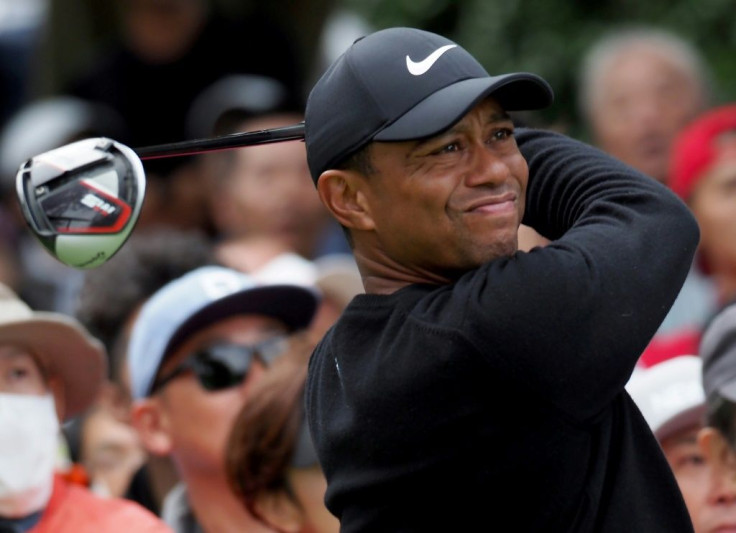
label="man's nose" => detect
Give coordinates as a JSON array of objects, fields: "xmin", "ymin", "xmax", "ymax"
[{"xmin": 464, "ymin": 142, "xmax": 511, "ymax": 188}]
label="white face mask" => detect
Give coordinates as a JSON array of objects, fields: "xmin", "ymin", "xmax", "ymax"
[{"xmin": 0, "ymin": 393, "xmax": 59, "ymax": 518}]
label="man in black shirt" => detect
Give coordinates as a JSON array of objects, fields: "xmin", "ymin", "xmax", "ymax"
[{"xmin": 304, "ymin": 27, "xmax": 699, "ymax": 532}]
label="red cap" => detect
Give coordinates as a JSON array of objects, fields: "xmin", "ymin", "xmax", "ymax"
[{"xmin": 670, "ymin": 104, "xmax": 736, "ymax": 201}]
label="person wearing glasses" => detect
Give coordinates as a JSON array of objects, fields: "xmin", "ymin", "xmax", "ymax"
[{"xmin": 127, "ymin": 266, "xmax": 319, "ymax": 533}]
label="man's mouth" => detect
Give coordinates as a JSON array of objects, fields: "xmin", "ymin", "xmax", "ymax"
[{"xmin": 465, "ymin": 192, "xmax": 517, "ymax": 214}]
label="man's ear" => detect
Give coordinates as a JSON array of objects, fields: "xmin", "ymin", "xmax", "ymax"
[
  {"xmin": 131, "ymin": 398, "xmax": 173, "ymax": 456},
  {"xmin": 253, "ymin": 491, "xmax": 304, "ymax": 533},
  {"xmin": 317, "ymin": 169, "xmax": 375, "ymax": 232}
]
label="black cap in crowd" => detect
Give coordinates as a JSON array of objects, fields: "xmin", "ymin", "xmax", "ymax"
[
  {"xmin": 304, "ymin": 27, "xmax": 554, "ymax": 183},
  {"xmin": 701, "ymin": 303, "xmax": 736, "ymax": 403}
]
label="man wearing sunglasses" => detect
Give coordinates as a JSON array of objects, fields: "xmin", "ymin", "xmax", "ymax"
[{"xmin": 127, "ymin": 266, "xmax": 319, "ymax": 533}]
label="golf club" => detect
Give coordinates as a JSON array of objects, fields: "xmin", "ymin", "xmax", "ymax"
[{"xmin": 16, "ymin": 123, "xmax": 306, "ymax": 269}]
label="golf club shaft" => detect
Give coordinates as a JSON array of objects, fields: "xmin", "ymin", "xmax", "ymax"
[{"xmin": 134, "ymin": 122, "xmax": 305, "ymax": 160}]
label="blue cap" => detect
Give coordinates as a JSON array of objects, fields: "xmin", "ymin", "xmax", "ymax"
[{"xmin": 128, "ymin": 266, "xmax": 319, "ymax": 399}]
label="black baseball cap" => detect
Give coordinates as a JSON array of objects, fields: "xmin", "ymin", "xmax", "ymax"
[
  {"xmin": 701, "ymin": 303, "xmax": 736, "ymax": 403},
  {"xmin": 304, "ymin": 27, "xmax": 554, "ymax": 182}
]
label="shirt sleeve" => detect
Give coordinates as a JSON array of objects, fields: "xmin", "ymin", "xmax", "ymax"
[{"xmin": 443, "ymin": 128, "xmax": 699, "ymax": 422}]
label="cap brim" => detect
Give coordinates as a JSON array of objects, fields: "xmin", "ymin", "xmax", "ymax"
[
  {"xmin": 164, "ymin": 284, "xmax": 320, "ymax": 360},
  {"xmin": 0, "ymin": 317, "xmax": 105, "ymax": 420},
  {"xmin": 653, "ymin": 404, "xmax": 706, "ymax": 441},
  {"xmin": 374, "ymin": 73, "xmax": 553, "ymax": 142}
]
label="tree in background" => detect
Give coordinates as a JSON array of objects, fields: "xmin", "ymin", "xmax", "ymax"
[{"xmin": 342, "ymin": 0, "xmax": 736, "ymax": 139}]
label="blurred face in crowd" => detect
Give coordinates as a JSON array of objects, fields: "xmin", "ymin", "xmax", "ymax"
[
  {"xmin": 319, "ymin": 98, "xmax": 528, "ymax": 285},
  {"xmin": 134, "ymin": 315, "xmax": 287, "ymax": 478},
  {"xmin": 211, "ymin": 114, "xmax": 331, "ymax": 259},
  {"xmin": 0, "ymin": 345, "xmax": 47, "ymax": 396},
  {"xmin": 121, "ymin": 0, "xmax": 207, "ymax": 63},
  {"xmin": 660, "ymin": 425, "xmax": 710, "ymax": 532},
  {"xmin": 81, "ymin": 407, "xmax": 146, "ymax": 498},
  {"xmin": 688, "ymin": 136, "xmax": 736, "ymax": 286},
  {"xmin": 698, "ymin": 427, "xmax": 736, "ymax": 533},
  {"xmin": 588, "ymin": 46, "xmax": 703, "ymax": 183}
]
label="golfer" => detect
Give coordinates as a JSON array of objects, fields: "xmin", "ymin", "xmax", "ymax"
[{"xmin": 304, "ymin": 27, "xmax": 699, "ymax": 532}]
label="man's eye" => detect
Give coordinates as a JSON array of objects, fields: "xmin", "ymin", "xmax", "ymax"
[
  {"xmin": 492, "ymin": 128, "xmax": 514, "ymax": 141},
  {"xmin": 433, "ymin": 142, "xmax": 461, "ymax": 155}
]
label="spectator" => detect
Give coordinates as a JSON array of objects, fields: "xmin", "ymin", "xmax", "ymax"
[
  {"xmin": 78, "ymin": 404, "xmax": 147, "ymax": 499},
  {"xmin": 579, "ymin": 28, "xmax": 719, "ymax": 359},
  {"xmin": 642, "ymin": 103, "xmax": 736, "ymax": 365},
  {"xmin": 671, "ymin": 104, "xmax": 736, "ymax": 308},
  {"xmin": 75, "ymin": 228, "xmax": 215, "ymax": 514},
  {"xmin": 128, "ymin": 266, "xmax": 318, "ymax": 532},
  {"xmin": 207, "ymin": 110, "xmax": 349, "ymax": 260},
  {"xmin": 627, "ymin": 356, "xmax": 707, "ymax": 531},
  {"xmin": 67, "ymin": 0, "xmax": 301, "ymax": 147},
  {"xmin": 227, "ymin": 334, "xmax": 338, "ymax": 533},
  {"xmin": 579, "ymin": 27, "xmax": 711, "ymax": 185},
  {"xmin": 696, "ymin": 303, "xmax": 736, "ymax": 531},
  {"xmin": 0, "ymin": 283, "xmax": 170, "ymax": 532}
]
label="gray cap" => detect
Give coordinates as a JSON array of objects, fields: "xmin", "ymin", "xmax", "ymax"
[{"xmin": 701, "ymin": 303, "xmax": 736, "ymax": 403}]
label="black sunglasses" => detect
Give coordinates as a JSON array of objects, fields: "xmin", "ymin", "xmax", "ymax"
[{"xmin": 151, "ymin": 335, "xmax": 289, "ymax": 393}]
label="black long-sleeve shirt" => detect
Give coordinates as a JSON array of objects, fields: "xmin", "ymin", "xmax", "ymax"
[{"xmin": 306, "ymin": 129, "xmax": 699, "ymax": 532}]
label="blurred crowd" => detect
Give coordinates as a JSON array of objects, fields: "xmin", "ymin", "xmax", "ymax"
[{"xmin": 0, "ymin": 1, "xmax": 734, "ymax": 532}]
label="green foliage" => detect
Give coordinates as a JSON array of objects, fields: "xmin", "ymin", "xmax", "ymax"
[{"xmin": 341, "ymin": 0, "xmax": 736, "ymax": 139}]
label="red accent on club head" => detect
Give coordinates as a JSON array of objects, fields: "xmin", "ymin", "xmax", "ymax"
[{"xmin": 56, "ymin": 180, "xmax": 132, "ymax": 234}]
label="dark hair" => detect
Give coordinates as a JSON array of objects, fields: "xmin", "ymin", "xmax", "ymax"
[
  {"xmin": 707, "ymin": 394, "xmax": 736, "ymax": 451},
  {"xmin": 336, "ymin": 143, "xmax": 375, "ymax": 177},
  {"xmin": 75, "ymin": 228, "xmax": 215, "ymax": 382},
  {"xmin": 226, "ymin": 334, "xmax": 315, "ymax": 522}
]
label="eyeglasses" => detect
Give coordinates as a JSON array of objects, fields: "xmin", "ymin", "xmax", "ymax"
[{"xmin": 151, "ymin": 335, "xmax": 289, "ymax": 393}]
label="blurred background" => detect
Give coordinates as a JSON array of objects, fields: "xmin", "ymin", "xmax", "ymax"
[
  {"xmin": 3, "ymin": 0, "xmax": 734, "ymax": 141},
  {"xmin": 0, "ymin": 0, "xmax": 734, "ymax": 315}
]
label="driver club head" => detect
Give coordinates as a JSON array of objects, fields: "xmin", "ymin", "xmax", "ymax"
[{"xmin": 16, "ymin": 137, "xmax": 145, "ymax": 269}]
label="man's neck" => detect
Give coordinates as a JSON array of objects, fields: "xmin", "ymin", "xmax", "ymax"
[
  {"xmin": 183, "ymin": 472, "xmax": 273, "ymax": 533},
  {"xmin": 353, "ymin": 248, "xmax": 451, "ymax": 295}
]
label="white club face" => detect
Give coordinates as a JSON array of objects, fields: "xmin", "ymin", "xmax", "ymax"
[{"xmin": 15, "ymin": 138, "xmax": 146, "ymax": 269}]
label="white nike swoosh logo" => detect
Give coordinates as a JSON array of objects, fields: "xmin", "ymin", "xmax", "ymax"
[{"xmin": 406, "ymin": 44, "xmax": 458, "ymax": 76}]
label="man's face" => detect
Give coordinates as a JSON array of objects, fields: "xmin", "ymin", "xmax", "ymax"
[
  {"xmin": 0, "ymin": 345, "xmax": 47, "ymax": 395},
  {"xmin": 214, "ymin": 115, "xmax": 330, "ymax": 258},
  {"xmin": 589, "ymin": 47, "xmax": 702, "ymax": 183},
  {"xmin": 154, "ymin": 315, "xmax": 287, "ymax": 476},
  {"xmin": 660, "ymin": 426, "xmax": 710, "ymax": 532},
  {"xmin": 355, "ymin": 98, "xmax": 528, "ymax": 281},
  {"xmin": 689, "ymin": 139, "xmax": 736, "ymax": 278}
]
